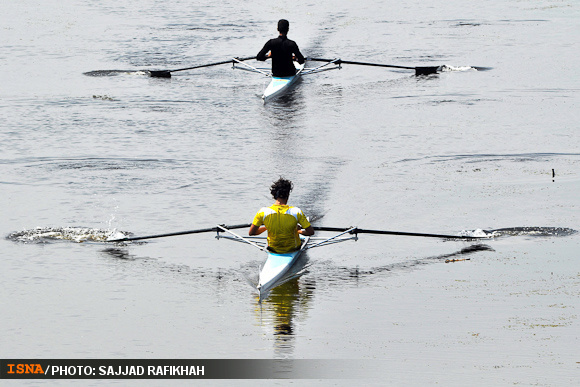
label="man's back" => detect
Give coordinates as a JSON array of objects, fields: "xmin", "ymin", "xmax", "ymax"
[
  {"xmin": 249, "ymin": 177, "xmax": 314, "ymax": 253},
  {"xmin": 253, "ymin": 204, "xmax": 310, "ymax": 253},
  {"xmin": 257, "ymin": 36, "xmax": 305, "ymax": 77}
]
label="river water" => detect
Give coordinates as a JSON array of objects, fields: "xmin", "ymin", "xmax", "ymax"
[{"xmin": 1, "ymin": 0, "xmax": 579, "ymax": 385}]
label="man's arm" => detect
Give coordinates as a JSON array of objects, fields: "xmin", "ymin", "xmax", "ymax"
[
  {"xmin": 249, "ymin": 224, "xmax": 267, "ymax": 236},
  {"xmin": 298, "ymin": 225, "xmax": 314, "ymax": 236},
  {"xmin": 293, "ymin": 42, "xmax": 305, "ymax": 64},
  {"xmin": 256, "ymin": 40, "xmax": 272, "ymax": 61}
]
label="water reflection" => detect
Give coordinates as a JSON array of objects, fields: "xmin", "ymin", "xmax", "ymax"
[
  {"xmin": 314, "ymin": 244, "xmax": 496, "ymax": 285},
  {"xmin": 261, "ymin": 83, "xmax": 307, "ymax": 173},
  {"xmin": 101, "ymin": 247, "xmax": 138, "ymax": 260},
  {"xmin": 252, "ymin": 244, "xmax": 495, "ymax": 358},
  {"xmin": 256, "ymin": 277, "xmax": 315, "ymax": 358},
  {"xmin": 263, "ymin": 80, "xmax": 305, "ymax": 115},
  {"xmin": 99, "ymin": 241, "xmax": 492, "ymax": 360}
]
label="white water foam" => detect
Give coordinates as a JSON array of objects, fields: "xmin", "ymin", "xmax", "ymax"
[
  {"xmin": 439, "ymin": 65, "xmax": 478, "ymax": 72},
  {"xmin": 7, "ymin": 227, "xmax": 128, "ymax": 243},
  {"xmin": 458, "ymin": 227, "xmax": 577, "ymax": 238}
]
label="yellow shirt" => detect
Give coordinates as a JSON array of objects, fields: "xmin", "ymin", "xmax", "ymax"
[{"xmin": 252, "ymin": 204, "xmax": 311, "ymax": 253}]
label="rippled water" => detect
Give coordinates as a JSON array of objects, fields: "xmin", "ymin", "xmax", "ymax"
[{"xmin": 1, "ymin": 0, "xmax": 579, "ymax": 384}]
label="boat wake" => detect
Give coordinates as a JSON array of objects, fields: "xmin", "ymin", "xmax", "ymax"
[
  {"xmin": 459, "ymin": 226, "xmax": 577, "ymax": 238},
  {"xmin": 302, "ymin": 244, "xmax": 495, "ymax": 290},
  {"xmin": 6, "ymin": 227, "xmax": 129, "ymax": 244}
]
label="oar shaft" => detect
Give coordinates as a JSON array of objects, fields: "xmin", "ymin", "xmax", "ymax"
[
  {"xmin": 308, "ymin": 58, "xmax": 439, "ymax": 75},
  {"xmin": 356, "ymin": 228, "xmax": 477, "ymax": 239},
  {"xmin": 312, "ymin": 226, "xmax": 484, "ymax": 240},
  {"xmin": 108, "ymin": 223, "xmax": 251, "ymax": 243},
  {"xmin": 308, "ymin": 58, "xmax": 415, "ymax": 70},
  {"xmin": 312, "ymin": 226, "xmax": 351, "ymax": 233},
  {"xmin": 149, "ymin": 56, "xmax": 256, "ymax": 78},
  {"xmin": 340, "ymin": 60, "xmax": 415, "ymax": 70}
]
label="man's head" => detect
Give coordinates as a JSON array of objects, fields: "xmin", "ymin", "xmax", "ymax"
[
  {"xmin": 270, "ymin": 177, "xmax": 293, "ymax": 200},
  {"xmin": 277, "ymin": 19, "xmax": 290, "ymax": 35}
]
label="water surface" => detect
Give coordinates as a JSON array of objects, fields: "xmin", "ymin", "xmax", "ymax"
[{"xmin": 1, "ymin": 0, "xmax": 579, "ymax": 384}]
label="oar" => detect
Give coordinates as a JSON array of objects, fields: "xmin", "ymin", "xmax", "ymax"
[
  {"xmin": 149, "ymin": 56, "xmax": 256, "ymax": 78},
  {"xmin": 312, "ymin": 226, "xmax": 486, "ymax": 240},
  {"xmin": 107, "ymin": 223, "xmax": 252, "ymax": 243},
  {"xmin": 307, "ymin": 57, "xmax": 440, "ymax": 76}
]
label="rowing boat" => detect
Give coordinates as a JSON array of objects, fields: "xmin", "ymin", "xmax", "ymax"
[
  {"xmin": 231, "ymin": 58, "xmax": 339, "ymax": 102},
  {"xmin": 107, "ymin": 224, "xmax": 486, "ymax": 301},
  {"xmin": 142, "ymin": 56, "xmax": 445, "ymax": 101},
  {"xmin": 213, "ymin": 225, "xmax": 360, "ymax": 301},
  {"xmin": 262, "ymin": 62, "xmax": 305, "ymax": 101}
]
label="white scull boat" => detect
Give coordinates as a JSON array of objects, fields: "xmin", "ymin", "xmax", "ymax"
[
  {"xmin": 108, "ymin": 223, "xmax": 485, "ymax": 301},
  {"xmin": 214, "ymin": 225, "xmax": 359, "ymax": 301},
  {"xmin": 232, "ymin": 58, "xmax": 342, "ymax": 102},
  {"xmin": 143, "ymin": 56, "xmax": 444, "ymax": 101}
]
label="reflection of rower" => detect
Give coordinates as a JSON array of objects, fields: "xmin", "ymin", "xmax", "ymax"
[
  {"xmin": 258, "ymin": 276, "xmax": 316, "ymax": 357},
  {"xmin": 249, "ymin": 177, "xmax": 314, "ymax": 253},
  {"xmin": 272, "ymin": 279, "xmax": 300, "ymax": 336}
]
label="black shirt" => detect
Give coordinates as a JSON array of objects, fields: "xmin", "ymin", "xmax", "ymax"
[{"xmin": 257, "ymin": 36, "xmax": 305, "ymax": 77}]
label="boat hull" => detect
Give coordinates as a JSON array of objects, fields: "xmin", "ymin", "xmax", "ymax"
[
  {"xmin": 262, "ymin": 62, "xmax": 304, "ymax": 101},
  {"xmin": 257, "ymin": 236, "xmax": 310, "ymax": 298}
]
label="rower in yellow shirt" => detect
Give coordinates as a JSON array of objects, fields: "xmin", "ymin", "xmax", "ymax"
[{"xmin": 249, "ymin": 177, "xmax": 314, "ymax": 253}]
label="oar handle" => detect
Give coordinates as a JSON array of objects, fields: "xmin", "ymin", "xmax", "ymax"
[{"xmin": 108, "ymin": 223, "xmax": 252, "ymax": 243}]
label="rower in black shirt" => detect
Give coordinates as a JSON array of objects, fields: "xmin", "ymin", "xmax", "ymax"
[{"xmin": 257, "ymin": 19, "xmax": 305, "ymax": 77}]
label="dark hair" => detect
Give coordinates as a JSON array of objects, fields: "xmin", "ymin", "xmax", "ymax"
[
  {"xmin": 277, "ymin": 19, "xmax": 289, "ymax": 34},
  {"xmin": 270, "ymin": 177, "xmax": 293, "ymax": 199}
]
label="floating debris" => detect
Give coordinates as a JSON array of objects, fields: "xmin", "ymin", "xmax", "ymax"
[{"xmin": 445, "ymin": 258, "xmax": 471, "ymax": 263}]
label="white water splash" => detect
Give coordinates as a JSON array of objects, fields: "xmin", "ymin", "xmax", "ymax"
[
  {"xmin": 439, "ymin": 65, "xmax": 478, "ymax": 72},
  {"xmin": 458, "ymin": 228, "xmax": 495, "ymax": 238},
  {"xmin": 7, "ymin": 227, "xmax": 128, "ymax": 243},
  {"xmin": 458, "ymin": 227, "xmax": 577, "ymax": 238}
]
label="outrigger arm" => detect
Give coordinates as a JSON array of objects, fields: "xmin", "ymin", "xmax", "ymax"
[{"xmin": 215, "ymin": 224, "xmax": 266, "ymax": 251}]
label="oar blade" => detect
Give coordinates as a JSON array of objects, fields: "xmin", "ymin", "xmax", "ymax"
[
  {"xmin": 149, "ymin": 70, "xmax": 172, "ymax": 78},
  {"xmin": 415, "ymin": 66, "xmax": 440, "ymax": 76}
]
